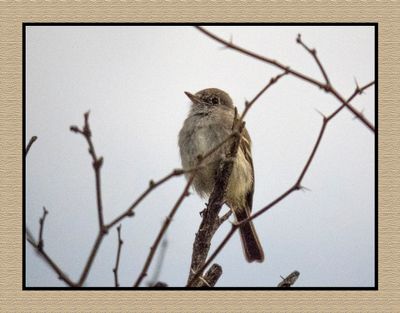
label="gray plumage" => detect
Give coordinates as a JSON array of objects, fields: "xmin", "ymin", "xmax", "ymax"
[{"xmin": 178, "ymin": 88, "xmax": 264, "ymax": 263}]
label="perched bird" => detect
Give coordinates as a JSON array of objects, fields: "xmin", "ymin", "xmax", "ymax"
[{"xmin": 178, "ymin": 88, "xmax": 264, "ymax": 263}]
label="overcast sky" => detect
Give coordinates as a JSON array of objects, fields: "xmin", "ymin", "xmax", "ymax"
[{"xmin": 25, "ymin": 25, "xmax": 375, "ymax": 287}]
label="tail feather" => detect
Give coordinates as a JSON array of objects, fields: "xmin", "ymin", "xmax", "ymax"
[{"xmin": 236, "ymin": 209, "xmax": 265, "ymax": 263}]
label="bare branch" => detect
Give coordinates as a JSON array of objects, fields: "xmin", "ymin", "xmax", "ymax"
[
  {"xmin": 106, "ymin": 167, "xmax": 198, "ymax": 230},
  {"xmin": 133, "ymin": 172, "xmax": 196, "ymax": 287},
  {"xmin": 327, "ymin": 81, "xmax": 375, "ymax": 122},
  {"xmin": 77, "ymin": 231, "xmax": 104, "ymax": 286},
  {"xmin": 71, "ymin": 111, "xmax": 105, "ymax": 232},
  {"xmin": 25, "ymin": 136, "xmax": 38, "ymax": 156},
  {"xmin": 26, "ymin": 31, "xmax": 375, "ymax": 288},
  {"xmin": 26, "ymin": 220, "xmax": 76, "ymax": 287},
  {"xmin": 34, "ymin": 110, "xmax": 241, "ymax": 287},
  {"xmin": 277, "ymin": 270, "xmax": 300, "ymax": 287},
  {"xmin": 113, "ymin": 225, "xmax": 123, "ymax": 287},
  {"xmin": 71, "ymin": 112, "xmax": 109, "ymax": 286},
  {"xmin": 296, "ymin": 34, "xmax": 331, "ymax": 86},
  {"xmin": 295, "ymin": 117, "xmax": 327, "ymax": 187},
  {"xmin": 26, "ymin": 234, "xmax": 76, "ymax": 286},
  {"xmin": 37, "ymin": 206, "xmax": 48, "ymax": 251},
  {"xmin": 196, "ymin": 26, "xmax": 375, "ymax": 132},
  {"xmin": 25, "ymin": 133, "xmax": 75, "ymax": 286},
  {"xmin": 218, "ymin": 210, "xmax": 232, "ymax": 226},
  {"xmin": 239, "ymin": 71, "xmax": 288, "ymax": 123}
]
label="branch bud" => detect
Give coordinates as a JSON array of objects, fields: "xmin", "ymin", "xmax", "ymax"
[{"xmin": 70, "ymin": 126, "xmax": 80, "ymax": 133}]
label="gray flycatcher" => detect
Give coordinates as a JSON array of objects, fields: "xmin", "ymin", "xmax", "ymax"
[{"xmin": 178, "ymin": 88, "xmax": 265, "ymax": 263}]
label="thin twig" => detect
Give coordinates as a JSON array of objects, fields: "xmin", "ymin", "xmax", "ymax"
[
  {"xmin": 196, "ymin": 26, "xmax": 375, "ymax": 132},
  {"xmin": 296, "ymin": 34, "xmax": 331, "ymax": 86},
  {"xmin": 25, "ymin": 136, "xmax": 38, "ymax": 156},
  {"xmin": 295, "ymin": 117, "xmax": 327, "ymax": 187},
  {"xmin": 27, "ymin": 112, "xmax": 240, "ymax": 287},
  {"xmin": 25, "ymin": 134, "xmax": 76, "ymax": 286},
  {"xmin": 113, "ymin": 225, "xmax": 123, "ymax": 287},
  {"xmin": 133, "ymin": 172, "xmax": 197, "ymax": 287},
  {"xmin": 26, "ymin": 231, "xmax": 76, "ymax": 287},
  {"xmin": 37, "ymin": 206, "xmax": 48, "ymax": 251},
  {"xmin": 277, "ymin": 270, "xmax": 300, "ymax": 288},
  {"xmin": 70, "ymin": 112, "xmax": 108, "ymax": 286},
  {"xmin": 239, "ymin": 71, "xmax": 288, "ymax": 123},
  {"xmin": 218, "ymin": 210, "xmax": 232, "ymax": 226},
  {"xmin": 70, "ymin": 111, "xmax": 105, "ymax": 231},
  {"xmin": 106, "ymin": 166, "xmax": 202, "ymax": 230},
  {"xmin": 35, "ymin": 112, "xmax": 240, "ymax": 287},
  {"xmin": 327, "ymin": 81, "xmax": 375, "ymax": 121},
  {"xmin": 77, "ymin": 231, "xmax": 104, "ymax": 286}
]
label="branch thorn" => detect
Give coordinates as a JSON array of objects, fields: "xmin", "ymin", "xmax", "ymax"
[
  {"xmin": 314, "ymin": 108, "xmax": 327, "ymax": 121},
  {"xmin": 354, "ymin": 77, "xmax": 362, "ymax": 95}
]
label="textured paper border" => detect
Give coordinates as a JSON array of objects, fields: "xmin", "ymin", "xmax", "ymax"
[{"xmin": 1, "ymin": 1, "xmax": 398, "ymax": 312}]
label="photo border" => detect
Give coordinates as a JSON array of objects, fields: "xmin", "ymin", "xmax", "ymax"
[
  {"xmin": 22, "ymin": 22, "xmax": 378, "ymax": 291},
  {"xmin": 1, "ymin": 2, "xmax": 397, "ymax": 311}
]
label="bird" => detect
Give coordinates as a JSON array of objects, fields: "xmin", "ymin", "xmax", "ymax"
[{"xmin": 178, "ymin": 88, "xmax": 264, "ymax": 263}]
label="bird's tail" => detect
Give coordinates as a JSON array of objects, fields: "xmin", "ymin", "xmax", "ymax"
[{"xmin": 235, "ymin": 208, "xmax": 265, "ymax": 263}]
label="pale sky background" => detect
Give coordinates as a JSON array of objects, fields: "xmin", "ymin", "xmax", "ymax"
[{"xmin": 25, "ymin": 25, "xmax": 375, "ymax": 287}]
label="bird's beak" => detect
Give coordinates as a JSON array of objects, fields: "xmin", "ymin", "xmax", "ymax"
[{"xmin": 184, "ymin": 91, "xmax": 202, "ymax": 105}]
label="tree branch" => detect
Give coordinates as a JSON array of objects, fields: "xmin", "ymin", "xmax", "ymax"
[
  {"xmin": 25, "ymin": 136, "xmax": 37, "ymax": 157},
  {"xmin": 26, "ymin": 218, "xmax": 76, "ymax": 287},
  {"xmin": 28, "ymin": 111, "xmax": 237, "ymax": 287},
  {"xmin": 77, "ymin": 231, "xmax": 104, "ymax": 286},
  {"xmin": 25, "ymin": 135, "xmax": 76, "ymax": 287},
  {"xmin": 113, "ymin": 225, "xmax": 123, "ymax": 287},
  {"xmin": 240, "ymin": 71, "xmax": 289, "ymax": 123},
  {"xmin": 196, "ymin": 26, "xmax": 375, "ymax": 132},
  {"xmin": 70, "ymin": 111, "xmax": 105, "ymax": 232},
  {"xmin": 296, "ymin": 34, "xmax": 331, "ymax": 86},
  {"xmin": 327, "ymin": 81, "xmax": 375, "ymax": 121},
  {"xmin": 106, "ymin": 167, "xmax": 201, "ymax": 230},
  {"xmin": 37, "ymin": 206, "xmax": 48, "ymax": 251},
  {"xmin": 25, "ymin": 30, "xmax": 375, "ymax": 288},
  {"xmin": 133, "ymin": 172, "xmax": 196, "ymax": 287}
]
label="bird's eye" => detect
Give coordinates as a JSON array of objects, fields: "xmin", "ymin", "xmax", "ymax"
[{"xmin": 211, "ymin": 97, "xmax": 219, "ymax": 105}]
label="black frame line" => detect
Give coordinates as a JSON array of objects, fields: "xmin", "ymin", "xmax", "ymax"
[{"xmin": 23, "ymin": 22, "xmax": 378, "ymax": 290}]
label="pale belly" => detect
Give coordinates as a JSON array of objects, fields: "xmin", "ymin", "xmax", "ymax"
[{"xmin": 180, "ymin": 125, "xmax": 253, "ymax": 207}]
